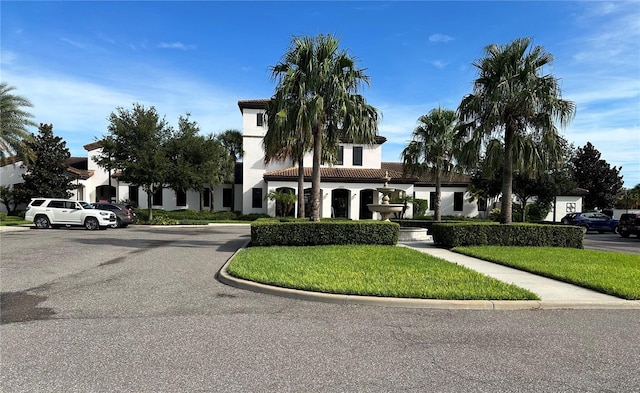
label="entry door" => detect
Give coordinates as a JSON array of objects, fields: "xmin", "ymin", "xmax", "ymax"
[{"xmin": 360, "ymin": 190, "xmax": 374, "ymax": 219}]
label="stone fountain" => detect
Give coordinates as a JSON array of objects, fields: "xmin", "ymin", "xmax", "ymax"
[{"xmin": 367, "ymin": 171, "xmax": 404, "ymax": 221}]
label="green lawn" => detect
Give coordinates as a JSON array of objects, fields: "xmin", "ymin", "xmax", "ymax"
[
  {"xmin": 0, "ymin": 216, "xmax": 29, "ymax": 226},
  {"xmin": 228, "ymin": 245, "xmax": 538, "ymax": 300},
  {"xmin": 453, "ymin": 246, "xmax": 640, "ymax": 300}
]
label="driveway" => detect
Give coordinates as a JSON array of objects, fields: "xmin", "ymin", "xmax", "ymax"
[
  {"xmin": 584, "ymin": 232, "xmax": 640, "ymax": 254},
  {"xmin": 1, "ymin": 225, "xmax": 639, "ymax": 392}
]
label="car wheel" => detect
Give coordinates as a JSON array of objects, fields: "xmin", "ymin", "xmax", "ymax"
[
  {"xmin": 34, "ymin": 215, "xmax": 50, "ymax": 229},
  {"xmin": 580, "ymin": 225, "xmax": 588, "ymax": 234},
  {"xmin": 561, "ymin": 219, "xmax": 569, "ymax": 224},
  {"xmin": 121, "ymin": 224, "xmax": 129, "ymax": 228},
  {"xmin": 84, "ymin": 217, "xmax": 100, "ymax": 230},
  {"xmin": 620, "ymin": 231, "xmax": 630, "ymax": 238}
]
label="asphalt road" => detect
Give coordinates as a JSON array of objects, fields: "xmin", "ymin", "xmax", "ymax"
[
  {"xmin": 583, "ymin": 231, "xmax": 640, "ymax": 254},
  {"xmin": 1, "ymin": 225, "xmax": 639, "ymax": 392}
]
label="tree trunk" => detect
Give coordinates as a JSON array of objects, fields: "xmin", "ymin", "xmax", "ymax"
[
  {"xmin": 199, "ymin": 189, "xmax": 204, "ymax": 212},
  {"xmin": 501, "ymin": 127, "xmax": 514, "ymax": 224},
  {"xmin": 147, "ymin": 190, "xmax": 153, "ymax": 222},
  {"xmin": 297, "ymin": 157, "xmax": 305, "ymax": 218},
  {"xmin": 435, "ymin": 171, "xmax": 442, "ymax": 222},
  {"xmin": 311, "ymin": 126, "xmax": 322, "ymax": 222}
]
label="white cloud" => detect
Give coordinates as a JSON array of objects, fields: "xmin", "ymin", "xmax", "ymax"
[
  {"xmin": 157, "ymin": 42, "xmax": 196, "ymax": 51},
  {"xmin": 430, "ymin": 60, "xmax": 446, "ymax": 69},
  {"xmin": 429, "ymin": 34, "xmax": 453, "ymax": 43},
  {"xmin": 2, "ymin": 57, "xmax": 242, "ymax": 157}
]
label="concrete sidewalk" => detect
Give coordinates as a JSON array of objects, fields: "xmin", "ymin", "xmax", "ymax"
[
  {"xmin": 219, "ymin": 241, "xmax": 640, "ymax": 310},
  {"xmin": 400, "ymin": 241, "xmax": 639, "ymax": 307}
]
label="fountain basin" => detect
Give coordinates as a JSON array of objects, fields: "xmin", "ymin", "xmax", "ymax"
[{"xmin": 367, "ymin": 204, "xmax": 404, "ymax": 221}]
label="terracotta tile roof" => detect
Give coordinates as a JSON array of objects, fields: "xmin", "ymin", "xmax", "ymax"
[
  {"xmin": 264, "ymin": 166, "xmax": 414, "ymax": 184},
  {"xmin": 238, "ymin": 99, "xmax": 270, "ymax": 112},
  {"xmin": 83, "ymin": 141, "xmax": 103, "ymax": 151},
  {"xmin": 67, "ymin": 166, "xmax": 94, "ymax": 180},
  {"xmin": 380, "ymin": 162, "xmax": 471, "ymax": 186}
]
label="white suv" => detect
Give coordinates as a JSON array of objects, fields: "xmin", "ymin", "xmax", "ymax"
[{"xmin": 25, "ymin": 198, "xmax": 117, "ymax": 230}]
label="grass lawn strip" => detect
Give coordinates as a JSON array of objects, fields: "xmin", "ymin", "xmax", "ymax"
[
  {"xmin": 453, "ymin": 246, "xmax": 640, "ymax": 300},
  {"xmin": 228, "ymin": 245, "xmax": 538, "ymax": 300}
]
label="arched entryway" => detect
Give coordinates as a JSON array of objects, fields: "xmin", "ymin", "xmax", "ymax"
[
  {"xmin": 96, "ymin": 185, "xmax": 116, "ymax": 202},
  {"xmin": 331, "ymin": 189, "xmax": 350, "ymax": 219},
  {"xmin": 275, "ymin": 187, "xmax": 296, "ymax": 217},
  {"xmin": 359, "ymin": 189, "xmax": 374, "ymax": 219}
]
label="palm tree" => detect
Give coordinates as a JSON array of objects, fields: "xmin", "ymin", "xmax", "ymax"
[
  {"xmin": 0, "ymin": 82, "xmax": 37, "ymax": 164},
  {"xmin": 264, "ymin": 93, "xmax": 313, "ymax": 218},
  {"xmin": 269, "ymin": 34, "xmax": 379, "ymax": 221},
  {"xmin": 457, "ymin": 37, "xmax": 575, "ymax": 224},
  {"xmin": 401, "ymin": 108, "xmax": 462, "ymax": 222}
]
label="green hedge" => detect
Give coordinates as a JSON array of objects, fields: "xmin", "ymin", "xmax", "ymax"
[
  {"xmin": 134, "ymin": 209, "xmax": 269, "ymax": 223},
  {"xmin": 251, "ymin": 219, "xmax": 400, "ymax": 246},
  {"xmin": 431, "ymin": 223, "xmax": 583, "ymax": 249}
]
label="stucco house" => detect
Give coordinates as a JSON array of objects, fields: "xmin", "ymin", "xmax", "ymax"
[{"xmin": 2, "ymin": 99, "xmax": 487, "ymax": 219}]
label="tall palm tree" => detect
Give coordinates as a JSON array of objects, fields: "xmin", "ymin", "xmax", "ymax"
[
  {"xmin": 264, "ymin": 92, "xmax": 313, "ymax": 218},
  {"xmin": 401, "ymin": 108, "xmax": 462, "ymax": 222},
  {"xmin": 269, "ymin": 34, "xmax": 379, "ymax": 221},
  {"xmin": 0, "ymin": 82, "xmax": 37, "ymax": 164},
  {"xmin": 457, "ymin": 37, "xmax": 575, "ymax": 224}
]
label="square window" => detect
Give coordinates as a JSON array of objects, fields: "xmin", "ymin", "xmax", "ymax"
[
  {"xmin": 454, "ymin": 192, "xmax": 463, "ymax": 212},
  {"xmin": 176, "ymin": 190, "xmax": 187, "ymax": 207},
  {"xmin": 353, "ymin": 146, "xmax": 363, "ymax": 166},
  {"xmin": 152, "ymin": 187, "xmax": 163, "ymax": 206},
  {"xmin": 257, "ymin": 113, "xmax": 264, "ymax": 127},
  {"xmin": 203, "ymin": 187, "xmax": 211, "ymax": 208},
  {"xmin": 252, "ymin": 188, "xmax": 263, "ymax": 209},
  {"xmin": 223, "ymin": 188, "xmax": 232, "ymax": 208},
  {"xmin": 337, "ymin": 146, "xmax": 344, "ymax": 165},
  {"xmin": 128, "ymin": 186, "xmax": 139, "ymax": 206},
  {"xmin": 429, "ymin": 192, "xmax": 436, "ymax": 211}
]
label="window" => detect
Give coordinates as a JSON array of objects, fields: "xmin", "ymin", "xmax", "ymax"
[
  {"xmin": 223, "ymin": 188, "xmax": 232, "ymax": 208},
  {"xmin": 176, "ymin": 190, "xmax": 187, "ymax": 207},
  {"xmin": 203, "ymin": 187, "xmax": 211, "ymax": 208},
  {"xmin": 252, "ymin": 188, "xmax": 263, "ymax": 208},
  {"xmin": 128, "ymin": 186, "xmax": 139, "ymax": 206},
  {"xmin": 454, "ymin": 192, "xmax": 464, "ymax": 212},
  {"xmin": 477, "ymin": 197, "xmax": 487, "ymax": 212},
  {"xmin": 257, "ymin": 113, "xmax": 264, "ymax": 127},
  {"xmin": 353, "ymin": 146, "xmax": 363, "ymax": 166},
  {"xmin": 337, "ymin": 146, "xmax": 344, "ymax": 165},
  {"xmin": 152, "ymin": 187, "xmax": 163, "ymax": 206},
  {"xmin": 429, "ymin": 192, "xmax": 436, "ymax": 211}
]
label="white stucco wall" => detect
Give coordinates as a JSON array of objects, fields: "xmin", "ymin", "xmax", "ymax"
[{"xmin": 413, "ymin": 187, "xmax": 479, "ymax": 218}]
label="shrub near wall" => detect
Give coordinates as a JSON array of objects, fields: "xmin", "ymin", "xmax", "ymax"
[
  {"xmin": 251, "ymin": 219, "xmax": 400, "ymax": 246},
  {"xmin": 431, "ymin": 223, "xmax": 583, "ymax": 249}
]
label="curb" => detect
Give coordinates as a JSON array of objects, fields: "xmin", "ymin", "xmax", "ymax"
[{"xmin": 217, "ymin": 242, "xmax": 640, "ymax": 310}]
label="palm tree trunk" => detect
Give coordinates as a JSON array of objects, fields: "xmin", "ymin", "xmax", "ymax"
[
  {"xmin": 501, "ymin": 127, "xmax": 515, "ymax": 224},
  {"xmin": 297, "ymin": 157, "xmax": 305, "ymax": 218},
  {"xmin": 311, "ymin": 126, "xmax": 322, "ymax": 222},
  {"xmin": 147, "ymin": 190, "xmax": 153, "ymax": 222},
  {"xmin": 435, "ymin": 171, "xmax": 442, "ymax": 222}
]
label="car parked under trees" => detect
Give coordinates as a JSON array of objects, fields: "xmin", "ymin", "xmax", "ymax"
[{"xmin": 560, "ymin": 212, "xmax": 619, "ymax": 234}]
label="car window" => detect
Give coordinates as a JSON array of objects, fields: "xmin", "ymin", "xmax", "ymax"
[
  {"xmin": 47, "ymin": 200, "xmax": 65, "ymax": 208},
  {"xmin": 30, "ymin": 199, "xmax": 46, "ymax": 207},
  {"xmin": 80, "ymin": 202, "xmax": 93, "ymax": 209}
]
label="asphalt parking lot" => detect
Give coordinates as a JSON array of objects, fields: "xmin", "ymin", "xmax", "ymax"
[
  {"xmin": 1, "ymin": 225, "xmax": 639, "ymax": 392},
  {"xmin": 583, "ymin": 231, "xmax": 640, "ymax": 254}
]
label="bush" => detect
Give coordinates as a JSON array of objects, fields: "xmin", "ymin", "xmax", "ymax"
[
  {"xmin": 251, "ymin": 219, "xmax": 399, "ymax": 246},
  {"xmin": 431, "ymin": 222, "xmax": 583, "ymax": 249}
]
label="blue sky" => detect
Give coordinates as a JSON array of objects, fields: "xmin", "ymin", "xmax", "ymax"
[{"xmin": 2, "ymin": 1, "xmax": 639, "ymax": 187}]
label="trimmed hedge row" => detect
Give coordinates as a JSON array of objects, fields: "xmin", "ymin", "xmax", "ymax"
[
  {"xmin": 251, "ymin": 219, "xmax": 400, "ymax": 246},
  {"xmin": 431, "ymin": 223, "xmax": 584, "ymax": 249}
]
